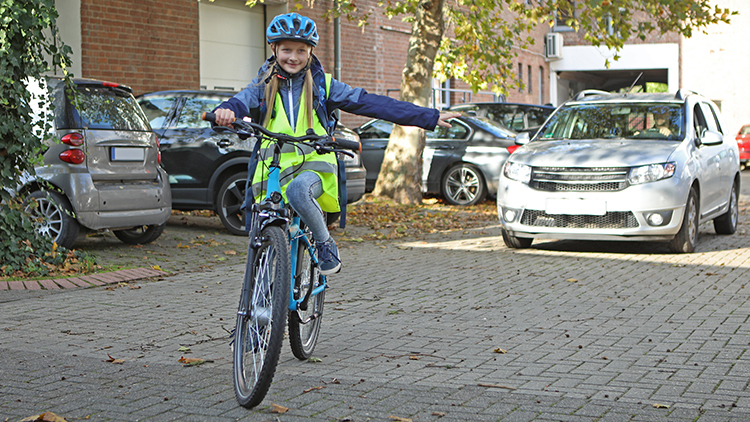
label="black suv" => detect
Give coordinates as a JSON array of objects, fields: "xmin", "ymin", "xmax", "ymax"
[{"xmin": 137, "ymin": 90, "xmax": 366, "ymax": 235}]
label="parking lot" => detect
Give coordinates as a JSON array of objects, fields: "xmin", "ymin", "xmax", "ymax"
[{"xmin": 1, "ymin": 173, "xmax": 749, "ymax": 421}]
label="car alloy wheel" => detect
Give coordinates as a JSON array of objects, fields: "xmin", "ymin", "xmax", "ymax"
[
  {"xmin": 217, "ymin": 172, "xmax": 248, "ymax": 236},
  {"xmin": 442, "ymin": 163, "xmax": 486, "ymax": 206},
  {"xmin": 24, "ymin": 190, "xmax": 80, "ymax": 249}
]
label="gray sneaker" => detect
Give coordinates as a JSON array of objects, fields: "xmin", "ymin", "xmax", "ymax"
[{"xmin": 316, "ymin": 237, "xmax": 342, "ymax": 275}]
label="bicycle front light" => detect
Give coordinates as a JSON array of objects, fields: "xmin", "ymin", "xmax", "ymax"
[{"xmin": 503, "ymin": 161, "xmax": 532, "ymax": 184}]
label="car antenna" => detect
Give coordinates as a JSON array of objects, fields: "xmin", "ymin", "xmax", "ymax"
[{"xmin": 626, "ymin": 72, "xmax": 644, "ymax": 95}]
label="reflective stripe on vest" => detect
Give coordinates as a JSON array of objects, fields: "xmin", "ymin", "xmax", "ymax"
[{"xmin": 251, "ymin": 74, "xmax": 339, "ymax": 212}]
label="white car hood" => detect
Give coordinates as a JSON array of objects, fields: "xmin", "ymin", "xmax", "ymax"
[{"xmin": 512, "ymin": 139, "xmax": 681, "ymax": 167}]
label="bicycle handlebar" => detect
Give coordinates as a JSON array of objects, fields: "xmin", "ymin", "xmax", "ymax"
[{"xmin": 202, "ymin": 111, "xmax": 361, "ymax": 152}]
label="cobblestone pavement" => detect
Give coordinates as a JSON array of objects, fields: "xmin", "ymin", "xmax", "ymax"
[{"xmin": 2, "ymin": 189, "xmax": 750, "ymax": 421}]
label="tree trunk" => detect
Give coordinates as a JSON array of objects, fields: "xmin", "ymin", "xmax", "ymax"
[{"xmin": 370, "ymin": 0, "xmax": 445, "ymax": 204}]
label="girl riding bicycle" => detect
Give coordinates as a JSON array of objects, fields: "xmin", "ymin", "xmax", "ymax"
[{"xmin": 214, "ymin": 12, "xmax": 458, "ymax": 276}]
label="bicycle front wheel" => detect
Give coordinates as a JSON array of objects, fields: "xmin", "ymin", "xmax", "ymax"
[
  {"xmin": 288, "ymin": 226, "xmax": 325, "ymax": 360},
  {"xmin": 233, "ymin": 225, "xmax": 290, "ymax": 409}
]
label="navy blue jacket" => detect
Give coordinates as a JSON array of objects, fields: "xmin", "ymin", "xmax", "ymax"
[{"xmin": 216, "ymin": 55, "xmax": 440, "ymax": 132}]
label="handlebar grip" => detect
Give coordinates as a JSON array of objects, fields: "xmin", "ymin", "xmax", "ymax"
[
  {"xmin": 334, "ymin": 138, "xmax": 361, "ymax": 152},
  {"xmin": 202, "ymin": 112, "xmax": 216, "ymax": 123}
]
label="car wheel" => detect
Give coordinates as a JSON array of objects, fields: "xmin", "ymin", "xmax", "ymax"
[
  {"xmin": 441, "ymin": 163, "xmax": 486, "ymax": 206},
  {"xmin": 713, "ymin": 180, "xmax": 738, "ymax": 235},
  {"xmin": 217, "ymin": 172, "xmax": 248, "ymax": 236},
  {"xmin": 113, "ymin": 223, "xmax": 165, "ymax": 245},
  {"xmin": 669, "ymin": 187, "xmax": 699, "ymax": 253},
  {"xmin": 501, "ymin": 228, "xmax": 533, "ymax": 249},
  {"xmin": 24, "ymin": 190, "xmax": 80, "ymax": 249}
]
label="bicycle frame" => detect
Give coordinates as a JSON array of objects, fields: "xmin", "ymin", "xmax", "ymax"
[{"xmin": 242, "ymin": 141, "xmax": 327, "ymax": 320}]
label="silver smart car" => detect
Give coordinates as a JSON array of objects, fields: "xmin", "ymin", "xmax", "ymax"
[
  {"xmin": 21, "ymin": 77, "xmax": 172, "ymax": 249},
  {"xmin": 497, "ymin": 90, "xmax": 740, "ymax": 253}
]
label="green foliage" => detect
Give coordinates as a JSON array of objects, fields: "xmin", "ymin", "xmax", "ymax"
[
  {"xmin": 0, "ymin": 0, "xmax": 84, "ymax": 276},
  {"xmin": 282, "ymin": 0, "xmax": 734, "ymax": 96},
  {"xmin": 0, "ymin": 198, "xmax": 84, "ymax": 277}
]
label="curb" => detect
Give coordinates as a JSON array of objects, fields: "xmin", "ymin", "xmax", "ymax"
[{"xmin": 0, "ymin": 267, "xmax": 169, "ymax": 291}]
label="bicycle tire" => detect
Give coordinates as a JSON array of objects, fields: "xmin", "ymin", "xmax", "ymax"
[
  {"xmin": 288, "ymin": 223, "xmax": 325, "ymax": 360},
  {"xmin": 233, "ymin": 225, "xmax": 290, "ymax": 408}
]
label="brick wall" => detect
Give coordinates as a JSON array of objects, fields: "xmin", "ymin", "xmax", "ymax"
[{"xmin": 79, "ymin": 0, "xmax": 200, "ymax": 95}]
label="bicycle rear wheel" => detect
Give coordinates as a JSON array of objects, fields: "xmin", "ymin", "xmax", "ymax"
[
  {"xmin": 233, "ymin": 225, "xmax": 290, "ymax": 408},
  {"xmin": 288, "ymin": 225, "xmax": 325, "ymax": 360}
]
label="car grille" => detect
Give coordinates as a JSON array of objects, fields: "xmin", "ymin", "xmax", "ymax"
[
  {"xmin": 530, "ymin": 167, "xmax": 630, "ymax": 192},
  {"xmin": 521, "ymin": 210, "xmax": 639, "ymax": 229}
]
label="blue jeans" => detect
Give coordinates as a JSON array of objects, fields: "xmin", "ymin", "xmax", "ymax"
[{"xmin": 286, "ymin": 171, "xmax": 329, "ymax": 242}]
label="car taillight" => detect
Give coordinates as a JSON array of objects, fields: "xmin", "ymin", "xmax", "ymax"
[
  {"xmin": 102, "ymin": 81, "xmax": 120, "ymax": 88},
  {"xmin": 60, "ymin": 149, "xmax": 85, "ymax": 164},
  {"xmin": 506, "ymin": 145, "xmax": 520, "ymax": 154},
  {"xmin": 155, "ymin": 135, "xmax": 162, "ymax": 165},
  {"xmin": 61, "ymin": 132, "xmax": 84, "ymax": 146}
]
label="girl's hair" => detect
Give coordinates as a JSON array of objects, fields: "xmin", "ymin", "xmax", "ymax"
[{"xmin": 262, "ymin": 47, "xmax": 315, "ymax": 130}]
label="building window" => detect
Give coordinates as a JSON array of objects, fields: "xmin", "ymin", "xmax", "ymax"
[
  {"xmin": 528, "ymin": 65, "xmax": 532, "ymax": 94},
  {"xmin": 554, "ymin": 0, "xmax": 575, "ymax": 32},
  {"xmin": 518, "ymin": 63, "xmax": 523, "ymax": 92},
  {"xmin": 539, "ymin": 66, "xmax": 544, "ymax": 104}
]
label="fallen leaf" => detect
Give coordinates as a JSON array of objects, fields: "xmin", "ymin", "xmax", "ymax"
[
  {"xmin": 178, "ymin": 356, "xmax": 205, "ymax": 366},
  {"xmin": 308, "ymin": 357, "xmax": 322, "ymax": 363},
  {"xmin": 432, "ymin": 412, "xmax": 446, "ymax": 417},
  {"xmin": 303, "ymin": 386, "xmax": 325, "ymax": 393},
  {"xmin": 20, "ymin": 411, "xmax": 69, "ymax": 422},
  {"xmin": 151, "ymin": 265, "xmax": 162, "ymax": 271},
  {"xmin": 177, "ymin": 346, "xmax": 191, "ymax": 353},
  {"xmin": 129, "ymin": 285, "xmax": 141, "ymax": 290},
  {"xmin": 224, "ymin": 250, "xmax": 237, "ymax": 255},
  {"xmin": 388, "ymin": 416, "xmax": 412, "ymax": 422},
  {"xmin": 566, "ymin": 278, "xmax": 578, "ymax": 283},
  {"xmin": 409, "ymin": 355, "xmax": 420, "ymax": 360},
  {"xmin": 493, "ymin": 348, "xmax": 507, "ymax": 354},
  {"xmin": 652, "ymin": 403, "xmax": 670, "ymax": 409},
  {"xmin": 270, "ymin": 403, "xmax": 289, "ymax": 413},
  {"xmin": 104, "ymin": 354, "xmax": 125, "ymax": 364}
]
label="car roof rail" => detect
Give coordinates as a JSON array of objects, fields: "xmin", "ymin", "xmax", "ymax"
[
  {"xmin": 675, "ymin": 89, "xmax": 701, "ymax": 101},
  {"xmin": 573, "ymin": 89, "xmax": 611, "ymax": 101}
]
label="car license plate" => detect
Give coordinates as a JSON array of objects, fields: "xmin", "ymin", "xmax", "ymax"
[
  {"xmin": 111, "ymin": 147, "xmax": 145, "ymax": 161},
  {"xmin": 546, "ymin": 198, "xmax": 606, "ymax": 215}
]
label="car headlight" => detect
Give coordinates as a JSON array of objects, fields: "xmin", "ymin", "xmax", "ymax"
[
  {"xmin": 628, "ymin": 162, "xmax": 676, "ymax": 185},
  {"xmin": 503, "ymin": 161, "xmax": 532, "ymax": 183}
]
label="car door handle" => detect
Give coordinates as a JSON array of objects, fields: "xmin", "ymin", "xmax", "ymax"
[{"xmin": 217, "ymin": 139, "xmax": 233, "ymax": 148}]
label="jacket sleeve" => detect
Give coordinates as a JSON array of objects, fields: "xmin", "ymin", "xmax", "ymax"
[
  {"xmin": 327, "ymin": 79, "xmax": 440, "ymax": 130},
  {"xmin": 213, "ymin": 78, "xmax": 264, "ymax": 119}
]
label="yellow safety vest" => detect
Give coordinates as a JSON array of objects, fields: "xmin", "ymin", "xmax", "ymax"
[{"xmin": 250, "ymin": 74, "xmax": 339, "ymax": 213}]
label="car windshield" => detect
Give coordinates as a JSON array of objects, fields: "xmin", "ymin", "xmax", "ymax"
[
  {"xmin": 462, "ymin": 115, "xmax": 517, "ymax": 138},
  {"xmin": 537, "ymin": 103, "xmax": 684, "ymax": 141},
  {"xmin": 741, "ymin": 125, "xmax": 750, "ymax": 135},
  {"xmin": 64, "ymin": 85, "xmax": 151, "ymax": 131}
]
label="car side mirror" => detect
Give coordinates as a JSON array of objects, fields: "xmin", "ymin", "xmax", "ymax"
[
  {"xmin": 700, "ymin": 130, "xmax": 723, "ymax": 146},
  {"xmin": 515, "ymin": 132, "xmax": 531, "ymax": 145}
]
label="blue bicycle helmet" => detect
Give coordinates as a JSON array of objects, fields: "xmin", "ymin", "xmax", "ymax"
[{"xmin": 266, "ymin": 13, "xmax": 319, "ymax": 47}]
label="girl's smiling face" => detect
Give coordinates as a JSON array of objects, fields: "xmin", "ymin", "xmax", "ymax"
[{"xmin": 273, "ymin": 40, "xmax": 312, "ymax": 75}]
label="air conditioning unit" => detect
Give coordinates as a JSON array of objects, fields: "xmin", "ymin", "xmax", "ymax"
[{"xmin": 545, "ymin": 33, "xmax": 563, "ymax": 60}]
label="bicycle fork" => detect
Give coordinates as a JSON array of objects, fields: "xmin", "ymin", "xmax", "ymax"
[{"xmin": 289, "ymin": 217, "xmax": 327, "ymax": 324}]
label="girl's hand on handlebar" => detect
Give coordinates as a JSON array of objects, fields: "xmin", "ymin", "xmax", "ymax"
[{"xmin": 214, "ymin": 108, "xmax": 236, "ymax": 128}]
